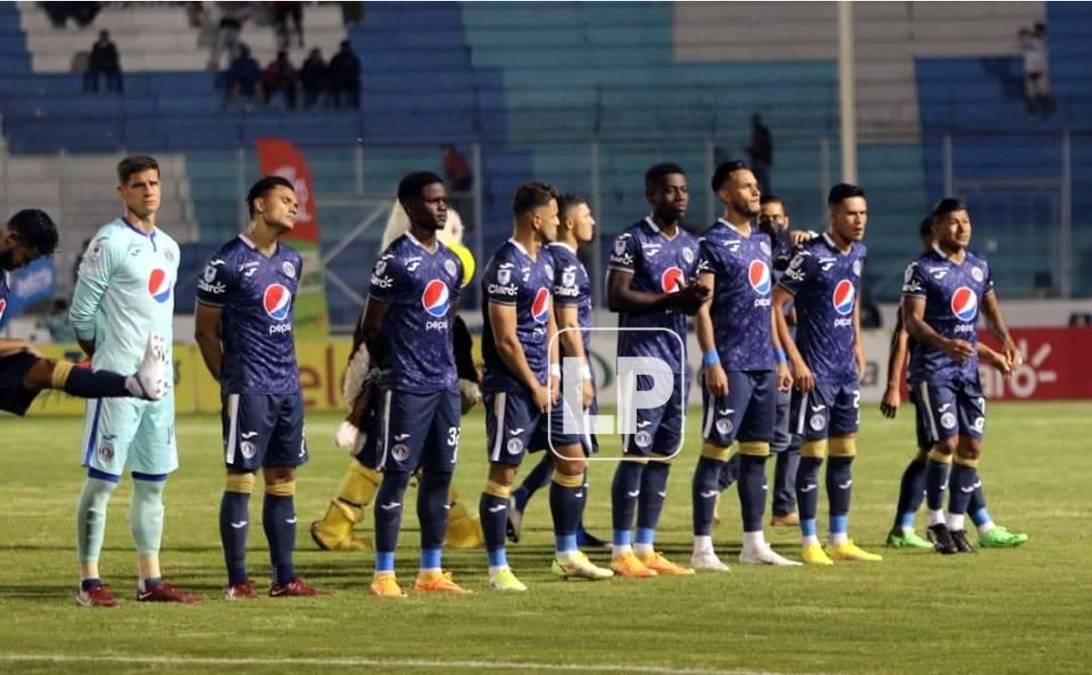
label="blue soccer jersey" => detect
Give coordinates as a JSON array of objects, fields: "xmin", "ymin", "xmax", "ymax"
[
  {"xmin": 0, "ymin": 271, "xmax": 9, "ymax": 327},
  {"xmin": 902, "ymin": 245, "xmax": 994, "ymax": 385},
  {"xmin": 367, "ymin": 233, "xmax": 463, "ymax": 394},
  {"xmin": 196, "ymin": 235, "xmax": 303, "ymax": 394},
  {"xmin": 481, "ymin": 239, "xmax": 553, "ymax": 392},
  {"xmin": 697, "ymin": 219, "xmax": 775, "ymax": 371},
  {"xmin": 548, "ymin": 241, "xmax": 592, "ymax": 357},
  {"xmin": 609, "ymin": 217, "xmax": 699, "ymax": 374},
  {"xmin": 778, "ymin": 233, "xmax": 867, "ymax": 386}
]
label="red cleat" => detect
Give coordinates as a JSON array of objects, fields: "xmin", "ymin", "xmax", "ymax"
[
  {"xmin": 136, "ymin": 581, "xmax": 203, "ymax": 604},
  {"xmin": 269, "ymin": 577, "xmax": 327, "ymax": 597},
  {"xmin": 224, "ymin": 579, "xmax": 258, "ymax": 600},
  {"xmin": 75, "ymin": 584, "xmax": 119, "ymax": 608}
]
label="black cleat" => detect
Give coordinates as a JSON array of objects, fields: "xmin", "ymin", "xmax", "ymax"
[
  {"xmin": 950, "ymin": 529, "xmax": 976, "ymax": 554},
  {"xmin": 928, "ymin": 523, "xmax": 959, "ymax": 555},
  {"xmin": 576, "ymin": 526, "xmax": 609, "ymax": 549}
]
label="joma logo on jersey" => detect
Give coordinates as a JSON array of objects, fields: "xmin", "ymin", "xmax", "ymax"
[
  {"xmin": 951, "ymin": 286, "xmax": 978, "ymax": 322},
  {"xmin": 148, "ymin": 268, "xmax": 171, "ymax": 303}
]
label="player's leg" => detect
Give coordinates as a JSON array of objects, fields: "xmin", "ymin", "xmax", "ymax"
[
  {"xmin": 21, "ymin": 332, "xmax": 168, "ymax": 404},
  {"xmin": 608, "ymin": 377, "xmax": 658, "ymax": 578},
  {"xmin": 823, "ymin": 384, "xmax": 881, "ymax": 562},
  {"xmin": 507, "ymin": 451, "xmax": 553, "ymax": 543},
  {"xmin": 769, "ymin": 386, "xmax": 799, "ymax": 526},
  {"xmin": 574, "ymin": 395, "xmax": 607, "ymax": 548},
  {"xmin": 888, "ymin": 385, "xmax": 938, "ymax": 547},
  {"xmin": 480, "ymin": 389, "xmax": 533, "ymax": 591},
  {"xmin": 916, "ymin": 382, "xmax": 960, "ymax": 554}
]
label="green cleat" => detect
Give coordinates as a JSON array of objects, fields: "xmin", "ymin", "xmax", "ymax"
[
  {"xmin": 885, "ymin": 528, "xmax": 935, "ymax": 549},
  {"xmin": 488, "ymin": 567, "xmax": 528, "ymax": 592},
  {"xmin": 979, "ymin": 526, "xmax": 1028, "ymax": 548}
]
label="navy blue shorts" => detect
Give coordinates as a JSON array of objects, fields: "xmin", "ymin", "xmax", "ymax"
[
  {"xmin": 790, "ymin": 380, "xmax": 861, "ymax": 440},
  {"xmin": 222, "ymin": 391, "xmax": 307, "ymax": 471},
  {"xmin": 910, "ymin": 378, "xmax": 986, "ymax": 444},
  {"xmin": 367, "ymin": 388, "xmax": 461, "ymax": 473},
  {"xmin": 485, "ymin": 386, "xmax": 581, "ymax": 466},
  {"xmin": 0, "ymin": 352, "xmax": 39, "ymax": 416},
  {"xmin": 620, "ymin": 372, "xmax": 688, "ymax": 457},
  {"xmin": 701, "ymin": 370, "xmax": 776, "ymax": 447}
]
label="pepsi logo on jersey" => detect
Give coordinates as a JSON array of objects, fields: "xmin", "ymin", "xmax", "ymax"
[
  {"xmin": 148, "ymin": 268, "xmax": 172, "ymax": 303},
  {"xmin": 263, "ymin": 283, "xmax": 293, "ymax": 334},
  {"xmin": 422, "ymin": 279, "xmax": 450, "ymax": 331},
  {"xmin": 531, "ymin": 287, "xmax": 550, "ymax": 325}
]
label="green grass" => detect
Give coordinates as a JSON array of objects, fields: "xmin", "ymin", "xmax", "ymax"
[{"xmin": 1, "ymin": 402, "xmax": 1091, "ymax": 674}]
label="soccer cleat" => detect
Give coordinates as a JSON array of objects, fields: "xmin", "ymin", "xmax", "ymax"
[
  {"xmin": 551, "ymin": 551, "xmax": 615, "ymax": 581},
  {"xmin": 739, "ymin": 544, "xmax": 802, "ymax": 566},
  {"xmin": 824, "ymin": 540, "xmax": 883, "ymax": 562},
  {"xmin": 576, "ymin": 527, "xmax": 609, "ymax": 549},
  {"xmin": 310, "ymin": 502, "xmax": 371, "ymax": 552},
  {"xmin": 505, "ymin": 496, "xmax": 524, "ymax": 544},
  {"xmin": 770, "ymin": 512, "xmax": 800, "ymax": 527},
  {"xmin": 414, "ymin": 570, "xmax": 473, "ymax": 594},
  {"xmin": 224, "ymin": 580, "xmax": 258, "ymax": 599},
  {"xmin": 979, "ymin": 526, "xmax": 1029, "ymax": 548},
  {"xmin": 885, "ymin": 528, "xmax": 935, "ymax": 549},
  {"xmin": 369, "ymin": 572, "xmax": 407, "ymax": 598},
  {"xmin": 927, "ymin": 523, "xmax": 960, "ymax": 555},
  {"xmin": 136, "ymin": 581, "xmax": 203, "ymax": 604},
  {"xmin": 133, "ymin": 332, "xmax": 169, "ymax": 400},
  {"xmin": 950, "ymin": 530, "xmax": 976, "ymax": 554},
  {"xmin": 690, "ymin": 549, "xmax": 731, "ymax": 572},
  {"xmin": 610, "ymin": 552, "xmax": 658, "ymax": 578},
  {"xmin": 269, "ymin": 577, "xmax": 326, "ymax": 597},
  {"xmin": 637, "ymin": 550, "xmax": 696, "ymax": 576},
  {"xmin": 801, "ymin": 542, "xmax": 835, "ymax": 566},
  {"xmin": 488, "ymin": 567, "xmax": 528, "ymax": 592},
  {"xmin": 75, "ymin": 584, "xmax": 118, "ymax": 608}
]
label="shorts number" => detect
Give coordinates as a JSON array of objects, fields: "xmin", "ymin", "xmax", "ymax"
[{"xmin": 852, "ymin": 391, "xmax": 860, "ymax": 409}]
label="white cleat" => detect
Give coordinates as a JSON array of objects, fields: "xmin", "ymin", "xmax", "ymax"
[
  {"xmin": 551, "ymin": 551, "xmax": 614, "ymax": 580},
  {"xmin": 134, "ymin": 332, "xmax": 169, "ymax": 401},
  {"xmin": 739, "ymin": 544, "xmax": 802, "ymax": 566},
  {"xmin": 690, "ymin": 550, "xmax": 731, "ymax": 572}
]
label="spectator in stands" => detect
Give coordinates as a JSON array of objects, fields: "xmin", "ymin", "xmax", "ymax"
[
  {"xmin": 209, "ymin": 2, "xmax": 250, "ymax": 71},
  {"xmin": 442, "ymin": 144, "xmax": 474, "ymax": 219},
  {"xmin": 1020, "ymin": 24, "xmax": 1055, "ymax": 117},
  {"xmin": 223, "ymin": 44, "xmax": 261, "ymax": 111},
  {"xmin": 328, "ymin": 40, "xmax": 361, "ymax": 109},
  {"xmin": 1068, "ymin": 312, "xmax": 1091, "ymax": 328},
  {"xmin": 745, "ymin": 113, "xmax": 773, "ymax": 194},
  {"xmin": 83, "ymin": 30, "xmax": 123, "ymax": 94},
  {"xmin": 273, "ymin": 1, "xmax": 305, "ymax": 50},
  {"xmin": 300, "ymin": 48, "xmax": 327, "ymax": 109},
  {"xmin": 263, "ymin": 51, "xmax": 298, "ymax": 110},
  {"xmin": 339, "ymin": 1, "xmax": 363, "ymax": 27},
  {"xmin": 42, "ymin": 2, "xmax": 101, "ymax": 29}
]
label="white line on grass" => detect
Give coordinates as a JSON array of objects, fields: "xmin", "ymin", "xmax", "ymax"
[{"xmin": 0, "ymin": 653, "xmax": 790, "ymax": 674}]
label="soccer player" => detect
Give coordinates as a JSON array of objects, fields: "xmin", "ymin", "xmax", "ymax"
[
  {"xmin": 70, "ymin": 156, "xmax": 199, "ymax": 607},
  {"xmin": 772, "ymin": 183, "xmax": 882, "ymax": 565},
  {"xmin": 195, "ymin": 176, "xmax": 324, "ymax": 598},
  {"xmin": 479, "ymin": 182, "xmax": 612, "ymax": 591},
  {"xmin": 1, "ymin": 209, "xmax": 167, "ymax": 419},
  {"xmin": 689, "ymin": 160, "xmax": 798, "ymax": 570},
  {"xmin": 900, "ymin": 198, "xmax": 1028, "ymax": 554},
  {"xmin": 506, "ymin": 194, "xmax": 606, "ymax": 549},
  {"xmin": 607, "ymin": 163, "xmax": 708, "ymax": 578},
  {"xmin": 354, "ymin": 171, "xmax": 472, "ymax": 597}
]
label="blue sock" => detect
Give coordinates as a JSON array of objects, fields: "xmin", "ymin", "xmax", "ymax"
[
  {"xmin": 549, "ymin": 476, "xmax": 584, "ymax": 554},
  {"xmin": 63, "ymin": 366, "xmax": 130, "ymax": 398},
  {"xmin": 420, "ymin": 547, "xmax": 442, "ymax": 571},
  {"xmin": 487, "ymin": 546, "xmax": 507, "ymax": 568},
  {"xmin": 418, "ymin": 470, "xmax": 452, "ymax": 559},
  {"xmin": 479, "ymin": 489, "xmax": 509, "ymax": 563},
  {"xmin": 826, "ymin": 456, "xmax": 853, "ymax": 530},
  {"xmin": 516, "ymin": 453, "xmax": 554, "ymax": 511},
  {"xmin": 894, "ymin": 456, "xmax": 927, "ymax": 530},
  {"xmin": 948, "ymin": 464, "xmax": 976, "ymax": 518},
  {"xmin": 795, "ymin": 457, "xmax": 822, "ymax": 536},
  {"xmin": 219, "ymin": 489, "xmax": 250, "ymax": 585},
  {"xmin": 375, "ymin": 550, "xmax": 395, "ymax": 573},
  {"xmin": 636, "ymin": 461, "xmax": 670, "ymax": 533},
  {"xmin": 716, "ymin": 453, "xmax": 740, "ymax": 490},
  {"xmin": 737, "ymin": 454, "xmax": 768, "ymax": 533},
  {"xmin": 262, "ymin": 492, "xmax": 296, "ymax": 586},
  {"xmin": 969, "ymin": 479, "xmax": 989, "ymax": 526},
  {"xmin": 610, "ymin": 461, "xmax": 643, "ymax": 535},
  {"xmin": 925, "ymin": 458, "xmax": 951, "ymax": 511},
  {"xmin": 373, "ymin": 470, "xmax": 412, "ymax": 572},
  {"xmin": 691, "ymin": 456, "xmax": 724, "ymax": 536}
]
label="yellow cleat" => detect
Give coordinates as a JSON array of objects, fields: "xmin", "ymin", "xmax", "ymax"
[
  {"xmin": 610, "ymin": 552, "xmax": 658, "ymax": 578},
  {"xmin": 636, "ymin": 550, "xmax": 696, "ymax": 576},
  {"xmin": 415, "ymin": 570, "xmax": 473, "ymax": 595},
  {"xmin": 369, "ymin": 572, "xmax": 408, "ymax": 598},
  {"xmin": 310, "ymin": 501, "xmax": 371, "ymax": 551},
  {"xmin": 825, "ymin": 540, "xmax": 883, "ymax": 562},
  {"xmin": 488, "ymin": 567, "xmax": 528, "ymax": 592},
  {"xmin": 801, "ymin": 542, "xmax": 834, "ymax": 566}
]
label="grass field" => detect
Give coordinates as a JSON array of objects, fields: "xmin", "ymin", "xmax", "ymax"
[{"xmin": 2, "ymin": 402, "xmax": 1090, "ymax": 674}]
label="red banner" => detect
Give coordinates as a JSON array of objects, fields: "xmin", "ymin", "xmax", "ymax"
[{"xmin": 978, "ymin": 328, "xmax": 1092, "ymax": 400}]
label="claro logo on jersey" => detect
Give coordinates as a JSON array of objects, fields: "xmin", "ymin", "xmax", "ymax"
[
  {"xmin": 661, "ymin": 266, "xmax": 684, "ymax": 293},
  {"xmin": 422, "ymin": 279, "xmax": 450, "ymax": 331},
  {"xmin": 832, "ymin": 279, "xmax": 855, "ymax": 327},
  {"xmin": 748, "ymin": 260, "xmax": 772, "ymax": 307},
  {"xmin": 951, "ymin": 286, "xmax": 978, "ymax": 324},
  {"xmin": 148, "ymin": 269, "xmax": 172, "ymax": 303},
  {"xmin": 531, "ymin": 287, "xmax": 550, "ymax": 324},
  {"xmin": 263, "ymin": 283, "xmax": 293, "ymax": 334}
]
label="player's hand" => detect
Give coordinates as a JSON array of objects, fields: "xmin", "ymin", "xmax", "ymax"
[
  {"xmin": 704, "ymin": 363, "xmax": 729, "ymax": 397},
  {"xmin": 674, "ymin": 282, "xmax": 711, "ymax": 315},
  {"xmin": 333, "ymin": 420, "xmax": 361, "ymax": 453},
  {"xmin": 0, "ymin": 339, "xmax": 31, "ymax": 358},
  {"xmin": 1003, "ymin": 341, "xmax": 1022, "ymax": 369},
  {"xmin": 791, "ymin": 358, "xmax": 815, "ymax": 392},
  {"xmin": 980, "ymin": 347, "xmax": 1013, "ymax": 376},
  {"xmin": 856, "ymin": 354, "xmax": 866, "ymax": 383},
  {"xmin": 942, "ymin": 338, "xmax": 975, "ymax": 362},
  {"xmin": 880, "ymin": 385, "xmax": 901, "ymax": 418},
  {"xmin": 458, "ymin": 379, "xmax": 482, "ymax": 414},
  {"xmin": 531, "ymin": 383, "xmax": 551, "ymax": 414},
  {"xmin": 787, "ymin": 230, "xmax": 818, "ymax": 247},
  {"xmin": 582, "ymin": 378, "xmax": 594, "ymax": 409},
  {"xmin": 548, "ymin": 375, "xmax": 561, "ymax": 407},
  {"xmin": 776, "ymin": 363, "xmax": 793, "ymax": 392}
]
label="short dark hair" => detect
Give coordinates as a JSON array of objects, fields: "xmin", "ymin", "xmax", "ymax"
[
  {"xmin": 557, "ymin": 193, "xmax": 588, "ymax": 220},
  {"xmin": 512, "ymin": 181, "xmax": 558, "ymax": 217},
  {"xmin": 919, "ymin": 215, "xmax": 933, "ymax": 241},
  {"xmin": 711, "ymin": 160, "xmax": 750, "ymax": 192},
  {"xmin": 827, "ymin": 183, "xmax": 865, "ymax": 206},
  {"xmin": 931, "ymin": 197, "xmax": 967, "ymax": 222},
  {"xmin": 7, "ymin": 209, "xmax": 58, "ymax": 257},
  {"xmin": 246, "ymin": 176, "xmax": 295, "ymax": 217},
  {"xmin": 760, "ymin": 194, "xmax": 787, "ymax": 213},
  {"xmin": 397, "ymin": 171, "xmax": 444, "ymax": 205},
  {"xmin": 645, "ymin": 163, "xmax": 686, "ymax": 192},
  {"xmin": 116, "ymin": 155, "xmax": 159, "ymax": 185}
]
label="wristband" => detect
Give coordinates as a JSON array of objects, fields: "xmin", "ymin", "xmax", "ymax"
[
  {"xmin": 775, "ymin": 348, "xmax": 787, "ymax": 365},
  {"xmin": 550, "ymin": 364, "xmax": 561, "ymax": 378},
  {"xmin": 702, "ymin": 349, "xmax": 721, "ymax": 367},
  {"xmin": 582, "ymin": 364, "xmax": 593, "ymax": 380}
]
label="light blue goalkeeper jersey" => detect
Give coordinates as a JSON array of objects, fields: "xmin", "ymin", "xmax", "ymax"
[{"xmin": 70, "ymin": 218, "xmax": 179, "ymax": 383}]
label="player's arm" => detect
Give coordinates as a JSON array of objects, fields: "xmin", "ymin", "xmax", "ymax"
[
  {"xmin": 977, "ymin": 342, "xmax": 1013, "ymax": 375},
  {"xmin": 606, "ymin": 268, "xmax": 707, "ymax": 316},
  {"xmin": 546, "ymin": 302, "xmax": 561, "ymax": 406},
  {"xmin": 853, "ymin": 286, "xmax": 865, "ymax": 380},
  {"xmin": 69, "ymin": 236, "xmax": 117, "ymax": 358},
  {"xmin": 880, "ymin": 308, "xmax": 909, "ymax": 418},
  {"xmin": 772, "ymin": 284, "xmax": 808, "ymax": 392},
  {"xmin": 489, "ymin": 301, "xmax": 549, "ymax": 412},
  {"xmin": 194, "ymin": 302, "xmax": 224, "ymax": 379},
  {"xmin": 0, "ymin": 338, "xmax": 40, "ymax": 358},
  {"xmin": 556, "ymin": 303, "xmax": 594, "ymax": 408},
  {"xmin": 980, "ymin": 291, "xmax": 1021, "ymax": 369},
  {"xmin": 453, "ymin": 314, "xmax": 478, "ymax": 383},
  {"xmin": 770, "ymin": 297, "xmax": 793, "ymax": 393},
  {"xmin": 360, "ymin": 298, "xmax": 391, "ymax": 367},
  {"xmin": 902, "ymin": 295, "xmax": 974, "ymax": 361},
  {"xmin": 694, "ymin": 269, "xmax": 729, "ymax": 397}
]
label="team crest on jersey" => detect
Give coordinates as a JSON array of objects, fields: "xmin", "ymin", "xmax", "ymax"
[
  {"xmin": 635, "ymin": 430, "xmax": 653, "ymax": 448},
  {"xmin": 759, "ymin": 241, "xmax": 771, "ymax": 256},
  {"xmin": 507, "ymin": 438, "xmax": 523, "ymax": 455},
  {"xmin": 940, "ymin": 412, "xmax": 957, "ymax": 430},
  {"xmin": 852, "ymin": 259, "xmax": 862, "ymax": 277},
  {"xmin": 748, "ymin": 260, "xmax": 771, "ymax": 295},
  {"xmin": 240, "ymin": 440, "xmax": 257, "ymax": 459},
  {"xmin": 391, "ymin": 444, "xmax": 410, "ymax": 462},
  {"xmin": 422, "ymin": 279, "xmax": 450, "ymax": 318},
  {"xmin": 374, "ymin": 258, "xmax": 388, "ymax": 276},
  {"xmin": 263, "ymin": 284, "xmax": 292, "ymax": 320},
  {"xmin": 613, "ymin": 237, "xmax": 628, "ymax": 256},
  {"xmin": 444, "ymin": 259, "xmax": 458, "ymax": 279},
  {"xmin": 97, "ymin": 434, "xmax": 117, "ymax": 463},
  {"xmin": 282, "ymin": 261, "xmax": 296, "ymax": 279},
  {"xmin": 148, "ymin": 268, "xmax": 172, "ymax": 303},
  {"xmin": 971, "ymin": 266, "xmax": 984, "ymax": 283},
  {"xmin": 682, "ymin": 247, "xmax": 694, "ymax": 264},
  {"xmin": 810, "ymin": 414, "xmax": 826, "ymax": 432},
  {"xmin": 544, "ymin": 264, "xmax": 553, "ymax": 280},
  {"xmin": 497, "ymin": 267, "xmax": 512, "ymax": 286},
  {"xmin": 202, "ymin": 264, "xmax": 218, "ymax": 283},
  {"xmin": 832, "ymin": 279, "xmax": 856, "ymax": 316},
  {"xmin": 661, "ymin": 266, "xmax": 684, "ymax": 293},
  {"xmin": 715, "ymin": 418, "xmax": 733, "ymax": 436},
  {"xmin": 950, "ymin": 286, "xmax": 978, "ymax": 322},
  {"xmin": 164, "ymin": 249, "xmax": 175, "ymax": 264},
  {"xmin": 562, "ymin": 269, "xmax": 577, "ymax": 289},
  {"xmin": 87, "ymin": 240, "xmax": 105, "ymax": 262},
  {"xmin": 531, "ymin": 288, "xmax": 550, "ymax": 324}
]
